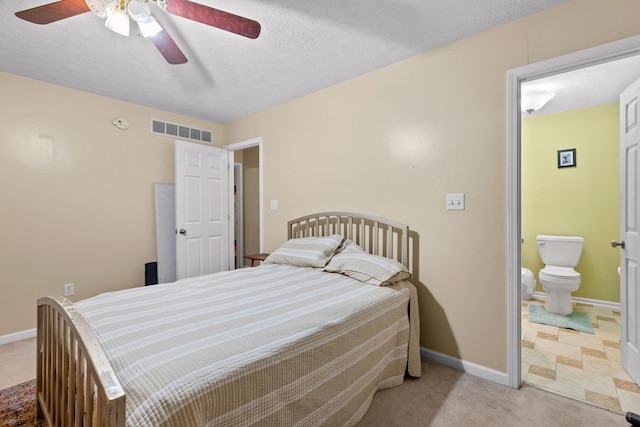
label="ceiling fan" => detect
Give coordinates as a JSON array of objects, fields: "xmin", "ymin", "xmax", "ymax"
[{"xmin": 15, "ymin": 0, "xmax": 261, "ymax": 65}]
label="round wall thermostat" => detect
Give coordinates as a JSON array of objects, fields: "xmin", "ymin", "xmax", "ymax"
[{"xmin": 112, "ymin": 117, "xmax": 129, "ymax": 130}]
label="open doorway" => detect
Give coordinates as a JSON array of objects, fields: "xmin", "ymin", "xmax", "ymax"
[
  {"xmin": 507, "ymin": 36, "xmax": 640, "ymax": 409},
  {"xmin": 520, "ymin": 68, "xmax": 625, "ymax": 410},
  {"xmin": 225, "ymin": 137, "xmax": 264, "ymax": 268},
  {"xmin": 234, "ymin": 162, "xmax": 244, "ymax": 268},
  {"xmin": 232, "ymin": 147, "xmax": 260, "ymax": 267}
]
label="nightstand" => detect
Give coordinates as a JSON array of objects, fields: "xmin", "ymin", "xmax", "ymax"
[{"xmin": 243, "ymin": 253, "xmax": 270, "ymax": 267}]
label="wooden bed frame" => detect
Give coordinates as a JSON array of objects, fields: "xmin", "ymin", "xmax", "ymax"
[{"xmin": 36, "ymin": 212, "xmax": 410, "ymax": 426}]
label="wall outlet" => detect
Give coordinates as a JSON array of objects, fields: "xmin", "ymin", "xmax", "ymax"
[{"xmin": 63, "ymin": 283, "xmax": 75, "ymax": 296}]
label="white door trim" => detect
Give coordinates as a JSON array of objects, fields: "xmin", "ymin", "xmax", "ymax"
[
  {"xmin": 227, "ymin": 150, "xmax": 235, "ymax": 270},
  {"xmin": 224, "ymin": 137, "xmax": 264, "ymax": 253},
  {"xmin": 506, "ymin": 35, "xmax": 640, "ymax": 389},
  {"xmin": 234, "ymin": 162, "xmax": 245, "ymax": 268}
]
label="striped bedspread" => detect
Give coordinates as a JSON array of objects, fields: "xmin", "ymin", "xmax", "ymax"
[{"xmin": 75, "ymin": 264, "xmax": 417, "ymax": 426}]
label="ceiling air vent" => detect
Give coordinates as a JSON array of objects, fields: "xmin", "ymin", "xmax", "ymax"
[{"xmin": 150, "ymin": 119, "xmax": 213, "ymax": 144}]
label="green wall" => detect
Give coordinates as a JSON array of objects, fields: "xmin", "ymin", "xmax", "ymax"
[{"xmin": 522, "ymin": 102, "xmax": 620, "ymax": 303}]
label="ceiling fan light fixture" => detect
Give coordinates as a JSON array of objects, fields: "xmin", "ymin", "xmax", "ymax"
[
  {"xmin": 105, "ymin": 1, "xmax": 129, "ymax": 36},
  {"xmin": 18, "ymin": 0, "xmax": 261, "ymax": 65},
  {"xmin": 128, "ymin": 0, "xmax": 162, "ymax": 37},
  {"xmin": 86, "ymin": 0, "xmax": 117, "ymax": 19},
  {"xmin": 127, "ymin": 1, "xmax": 149, "ymax": 21}
]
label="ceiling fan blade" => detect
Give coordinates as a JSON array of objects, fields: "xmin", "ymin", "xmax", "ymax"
[
  {"xmin": 149, "ymin": 26, "xmax": 188, "ymax": 65},
  {"xmin": 164, "ymin": 0, "xmax": 261, "ymax": 39},
  {"xmin": 15, "ymin": 0, "xmax": 90, "ymax": 25}
]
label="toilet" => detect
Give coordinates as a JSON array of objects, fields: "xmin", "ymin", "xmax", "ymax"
[{"xmin": 536, "ymin": 235, "xmax": 584, "ymax": 315}]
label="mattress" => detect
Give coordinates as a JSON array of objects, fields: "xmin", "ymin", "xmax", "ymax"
[{"xmin": 75, "ymin": 263, "xmax": 417, "ymax": 426}]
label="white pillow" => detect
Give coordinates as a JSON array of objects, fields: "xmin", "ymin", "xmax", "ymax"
[
  {"xmin": 324, "ymin": 251, "xmax": 411, "ymax": 286},
  {"xmin": 264, "ymin": 234, "xmax": 345, "ymax": 268}
]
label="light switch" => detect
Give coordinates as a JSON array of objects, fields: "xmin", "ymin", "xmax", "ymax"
[
  {"xmin": 270, "ymin": 200, "xmax": 278, "ymax": 210},
  {"xmin": 446, "ymin": 193, "xmax": 465, "ymax": 210}
]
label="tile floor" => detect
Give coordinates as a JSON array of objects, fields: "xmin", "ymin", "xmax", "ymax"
[{"xmin": 522, "ymin": 297, "xmax": 640, "ymax": 414}]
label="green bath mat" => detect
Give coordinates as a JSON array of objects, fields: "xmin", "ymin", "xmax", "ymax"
[{"xmin": 528, "ymin": 304, "xmax": 595, "ymax": 334}]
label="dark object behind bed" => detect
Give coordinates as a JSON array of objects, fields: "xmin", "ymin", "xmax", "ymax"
[{"xmin": 145, "ymin": 262, "xmax": 158, "ymax": 285}]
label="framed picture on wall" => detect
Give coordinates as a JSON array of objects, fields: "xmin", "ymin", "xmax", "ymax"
[{"xmin": 558, "ymin": 148, "xmax": 576, "ymax": 168}]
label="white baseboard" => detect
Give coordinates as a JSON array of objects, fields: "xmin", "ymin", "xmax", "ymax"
[
  {"xmin": 420, "ymin": 347, "xmax": 509, "ymax": 387},
  {"xmin": 530, "ymin": 291, "xmax": 621, "ymax": 310},
  {"xmin": 0, "ymin": 328, "xmax": 36, "ymax": 346}
]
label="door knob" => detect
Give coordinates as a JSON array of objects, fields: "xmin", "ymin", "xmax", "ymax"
[
  {"xmin": 611, "ymin": 240, "xmax": 625, "ymax": 249},
  {"xmin": 178, "ymin": 229, "xmax": 187, "ymax": 236}
]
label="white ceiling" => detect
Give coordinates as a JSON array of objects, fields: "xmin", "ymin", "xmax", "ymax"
[
  {"xmin": 1, "ymin": 1, "xmax": 576, "ymax": 123},
  {"xmin": 522, "ymin": 54, "xmax": 640, "ymax": 117}
]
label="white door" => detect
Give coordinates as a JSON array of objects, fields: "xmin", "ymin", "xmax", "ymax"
[
  {"xmin": 175, "ymin": 140, "xmax": 230, "ymax": 279},
  {"xmin": 620, "ymin": 76, "xmax": 640, "ymax": 385}
]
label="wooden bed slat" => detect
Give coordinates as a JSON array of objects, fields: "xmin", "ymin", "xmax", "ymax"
[
  {"xmin": 373, "ymin": 221, "xmax": 379, "ymax": 256},
  {"xmin": 61, "ymin": 326, "xmax": 69, "ymax": 425}
]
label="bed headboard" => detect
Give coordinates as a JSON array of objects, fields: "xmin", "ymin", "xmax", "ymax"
[{"xmin": 288, "ymin": 212, "xmax": 410, "ymax": 269}]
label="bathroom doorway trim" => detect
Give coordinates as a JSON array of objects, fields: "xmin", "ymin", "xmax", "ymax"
[
  {"xmin": 224, "ymin": 137, "xmax": 264, "ymax": 253},
  {"xmin": 506, "ymin": 35, "xmax": 640, "ymax": 389}
]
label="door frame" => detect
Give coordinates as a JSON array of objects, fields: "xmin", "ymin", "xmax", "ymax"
[
  {"xmin": 224, "ymin": 137, "xmax": 264, "ymax": 253},
  {"xmin": 506, "ymin": 35, "xmax": 640, "ymax": 389},
  {"xmin": 234, "ymin": 162, "xmax": 244, "ymax": 268}
]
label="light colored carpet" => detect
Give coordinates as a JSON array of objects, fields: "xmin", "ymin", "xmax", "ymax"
[
  {"xmin": 0, "ymin": 337, "xmax": 36, "ymax": 390},
  {"xmin": 358, "ymin": 359, "xmax": 625, "ymax": 426},
  {"xmin": 528, "ymin": 304, "xmax": 595, "ymax": 334}
]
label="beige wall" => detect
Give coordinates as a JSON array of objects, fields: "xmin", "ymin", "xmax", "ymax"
[
  {"xmin": 0, "ymin": 72, "xmax": 224, "ymax": 335},
  {"xmin": 224, "ymin": 0, "xmax": 640, "ymax": 372},
  {"xmin": 3, "ymin": 0, "xmax": 640, "ymax": 374}
]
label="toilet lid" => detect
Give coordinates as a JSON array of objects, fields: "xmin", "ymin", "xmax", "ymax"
[{"xmin": 540, "ymin": 266, "xmax": 580, "ymax": 279}]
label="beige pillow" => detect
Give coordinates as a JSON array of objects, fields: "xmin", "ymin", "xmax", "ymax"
[
  {"xmin": 264, "ymin": 234, "xmax": 345, "ymax": 268},
  {"xmin": 324, "ymin": 252, "xmax": 411, "ymax": 286}
]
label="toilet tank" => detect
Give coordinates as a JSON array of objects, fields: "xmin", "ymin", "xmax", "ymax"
[{"xmin": 536, "ymin": 235, "xmax": 584, "ymax": 267}]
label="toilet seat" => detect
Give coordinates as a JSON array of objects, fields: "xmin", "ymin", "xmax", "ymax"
[{"xmin": 540, "ymin": 266, "xmax": 580, "ymax": 279}]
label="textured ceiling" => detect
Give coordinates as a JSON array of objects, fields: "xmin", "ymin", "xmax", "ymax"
[
  {"xmin": 2, "ymin": 1, "xmax": 569, "ymax": 123},
  {"xmin": 522, "ymin": 55, "xmax": 640, "ymax": 117}
]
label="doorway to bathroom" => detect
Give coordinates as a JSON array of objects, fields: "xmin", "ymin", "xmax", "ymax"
[{"xmin": 507, "ymin": 36, "xmax": 640, "ymax": 412}]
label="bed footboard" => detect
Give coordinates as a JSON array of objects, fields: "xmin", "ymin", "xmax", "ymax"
[{"xmin": 37, "ymin": 296, "xmax": 125, "ymax": 427}]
